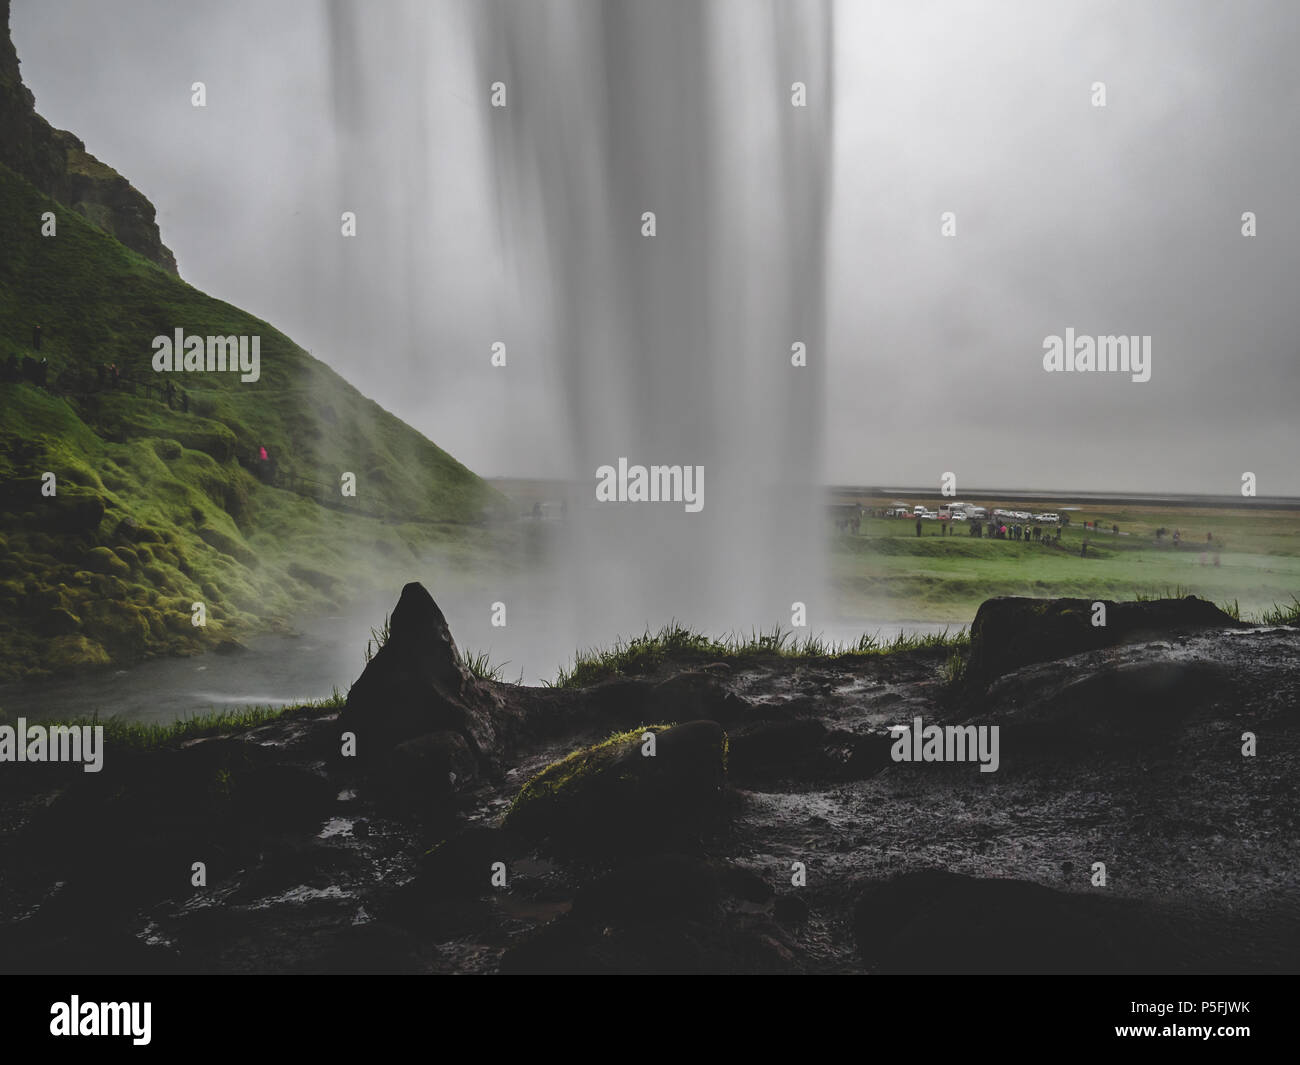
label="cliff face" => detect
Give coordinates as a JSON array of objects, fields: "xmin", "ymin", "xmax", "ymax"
[{"xmin": 0, "ymin": 0, "xmax": 178, "ymax": 274}]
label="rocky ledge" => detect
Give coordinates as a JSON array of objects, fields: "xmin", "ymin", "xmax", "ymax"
[{"xmin": 0, "ymin": 584, "xmax": 1296, "ymax": 973}]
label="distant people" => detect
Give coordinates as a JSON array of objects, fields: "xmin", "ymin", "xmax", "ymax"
[
  {"xmin": 164, "ymin": 379, "xmax": 176, "ymax": 408},
  {"xmin": 1081, "ymin": 540, "xmax": 1088, "ymax": 558},
  {"xmin": 32, "ymin": 324, "xmax": 41, "ymax": 351},
  {"xmin": 109, "ymin": 362, "xmax": 119, "ymax": 388},
  {"xmin": 1207, "ymin": 531, "xmax": 1212, "ymax": 543},
  {"xmin": 36, "ymin": 358, "xmax": 47, "ymax": 387},
  {"xmin": 916, "ymin": 518, "xmax": 923, "ymax": 537},
  {"xmin": 259, "ymin": 445, "xmax": 269, "ymax": 462},
  {"xmin": 1112, "ymin": 523, "xmax": 1118, "ymax": 535},
  {"xmin": 4, "ymin": 354, "xmax": 18, "ymax": 381},
  {"xmin": 1173, "ymin": 529, "xmax": 1181, "ymax": 546}
]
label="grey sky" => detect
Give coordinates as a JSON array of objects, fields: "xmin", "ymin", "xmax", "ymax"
[{"xmin": 12, "ymin": 0, "xmax": 1300, "ymax": 496}]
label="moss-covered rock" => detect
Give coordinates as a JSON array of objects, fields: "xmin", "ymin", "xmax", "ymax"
[
  {"xmin": 85, "ymin": 545, "xmax": 130, "ymax": 577},
  {"xmin": 196, "ymin": 525, "xmax": 257, "ymax": 568},
  {"xmin": 44, "ymin": 633, "xmax": 110, "ymax": 672},
  {"xmin": 36, "ymin": 606, "xmax": 81, "ymax": 636},
  {"xmin": 83, "ymin": 599, "xmax": 150, "ymax": 658},
  {"xmin": 504, "ymin": 720, "xmax": 729, "ymax": 852}
]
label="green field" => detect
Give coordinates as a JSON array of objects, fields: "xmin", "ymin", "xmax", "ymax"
[{"xmin": 830, "ymin": 501, "xmax": 1300, "ymax": 626}]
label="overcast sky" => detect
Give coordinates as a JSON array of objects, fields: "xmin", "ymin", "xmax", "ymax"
[{"xmin": 12, "ymin": 0, "xmax": 1300, "ymax": 496}]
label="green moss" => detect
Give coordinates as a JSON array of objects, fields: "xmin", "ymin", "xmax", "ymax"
[
  {"xmin": 85, "ymin": 545, "xmax": 130, "ymax": 577},
  {"xmin": 0, "ymin": 158, "xmax": 515, "ymax": 678},
  {"xmin": 44, "ymin": 633, "xmax": 110, "ymax": 671}
]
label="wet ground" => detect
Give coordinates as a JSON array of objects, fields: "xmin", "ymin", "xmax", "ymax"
[{"xmin": 1, "ymin": 621, "xmax": 1296, "ymax": 973}]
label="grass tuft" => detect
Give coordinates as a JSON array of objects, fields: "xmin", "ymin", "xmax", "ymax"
[
  {"xmin": 548, "ymin": 620, "xmax": 969, "ymax": 689},
  {"xmin": 6, "ymin": 687, "xmax": 346, "ymax": 751}
]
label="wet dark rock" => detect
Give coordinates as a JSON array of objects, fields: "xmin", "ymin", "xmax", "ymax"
[
  {"xmin": 313, "ymin": 922, "xmax": 420, "ymax": 974},
  {"xmin": 647, "ymin": 671, "xmax": 751, "ymax": 726},
  {"xmin": 823, "ymin": 728, "xmax": 896, "ymax": 779},
  {"xmin": 379, "ymin": 730, "xmax": 478, "ymax": 813},
  {"xmin": 572, "ymin": 854, "xmax": 720, "ymax": 924},
  {"xmin": 413, "ymin": 826, "xmax": 517, "ymax": 898},
  {"xmin": 229, "ymin": 764, "xmax": 336, "ymax": 831},
  {"xmin": 503, "ymin": 719, "xmax": 728, "ymax": 852},
  {"xmin": 716, "ymin": 863, "xmax": 774, "ymax": 903},
  {"xmin": 773, "ymin": 894, "xmax": 809, "ymax": 928},
  {"xmin": 230, "ymin": 840, "xmax": 363, "ymax": 903},
  {"xmin": 728, "ymin": 717, "xmax": 827, "ymax": 783},
  {"xmin": 965, "ymin": 596, "xmax": 1244, "ymax": 690},
  {"xmin": 984, "ymin": 657, "xmax": 1234, "ymax": 755},
  {"xmin": 339, "ymin": 582, "xmax": 510, "ymax": 765}
]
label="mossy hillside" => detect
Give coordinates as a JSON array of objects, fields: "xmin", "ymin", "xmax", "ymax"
[{"xmin": 0, "ymin": 162, "xmax": 510, "ymax": 678}]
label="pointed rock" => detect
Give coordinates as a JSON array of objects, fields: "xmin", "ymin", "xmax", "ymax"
[{"xmin": 340, "ymin": 582, "xmax": 507, "ymax": 766}]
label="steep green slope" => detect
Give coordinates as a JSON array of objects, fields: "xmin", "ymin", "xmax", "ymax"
[{"xmin": 0, "ymin": 162, "xmax": 510, "ymax": 679}]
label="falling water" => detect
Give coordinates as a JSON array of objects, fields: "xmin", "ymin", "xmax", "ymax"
[
  {"xmin": 324, "ymin": 0, "xmax": 835, "ymax": 673},
  {"xmin": 474, "ymin": 0, "xmax": 834, "ymax": 644}
]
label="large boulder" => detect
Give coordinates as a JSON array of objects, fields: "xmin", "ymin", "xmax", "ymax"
[
  {"xmin": 503, "ymin": 720, "xmax": 728, "ymax": 852},
  {"xmin": 965, "ymin": 596, "xmax": 1244, "ymax": 689},
  {"xmin": 339, "ymin": 582, "xmax": 508, "ymax": 765}
]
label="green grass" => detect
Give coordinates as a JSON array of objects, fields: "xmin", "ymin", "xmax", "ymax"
[
  {"xmin": 0, "ymin": 687, "xmax": 347, "ymax": 752},
  {"xmin": 459, "ymin": 646, "xmax": 515, "ymax": 683},
  {"xmin": 363, "ymin": 612, "xmax": 391, "ymax": 665},
  {"xmin": 0, "ymin": 160, "xmax": 512, "ymax": 679},
  {"xmin": 549, "ymin": 620, "xmax": 970, "ymax": 689}
]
